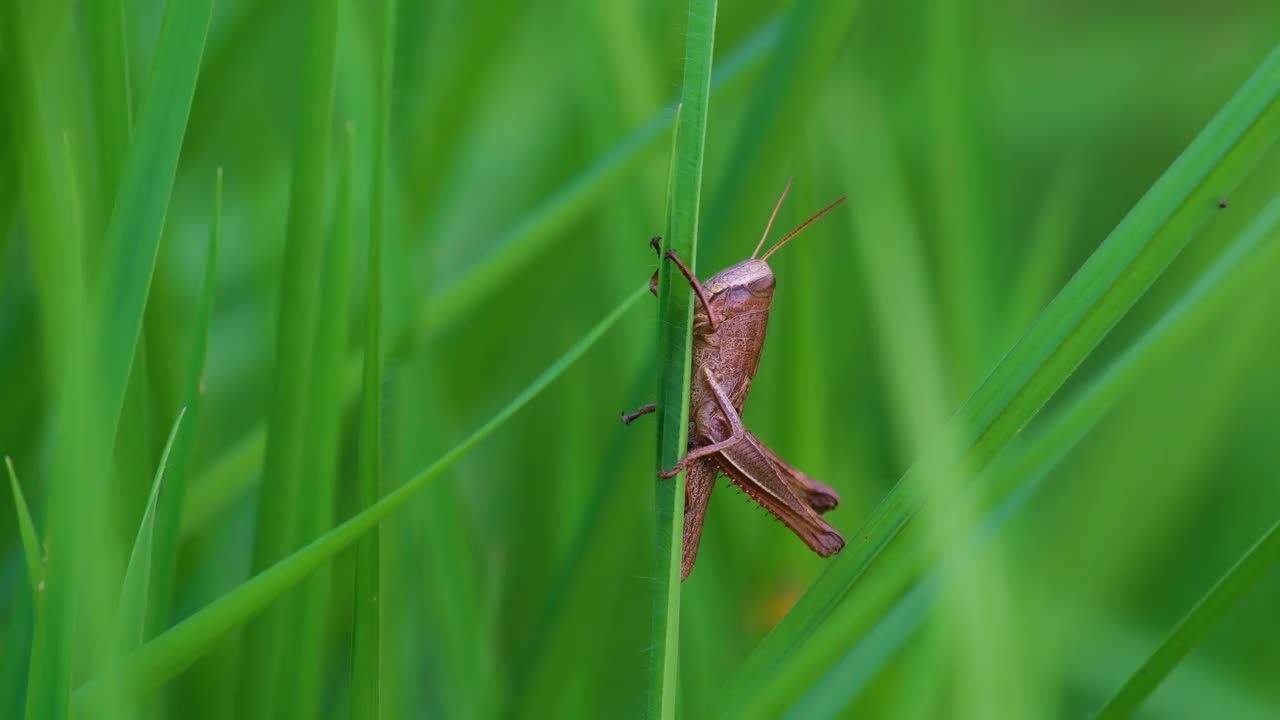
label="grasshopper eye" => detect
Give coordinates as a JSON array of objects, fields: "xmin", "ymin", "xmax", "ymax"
[{"xmin": 748, "ymin": 274, "xmax": 776, "ymax": 293}]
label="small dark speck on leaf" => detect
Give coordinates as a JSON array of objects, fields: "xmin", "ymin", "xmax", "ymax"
[{"xmin": 1218, "ymin": 199, "xmax": 1228, "ymax": 208}]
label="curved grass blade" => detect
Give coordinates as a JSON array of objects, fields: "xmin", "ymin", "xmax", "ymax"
[
  {"xmin": 1095, "ymin": 517, "xmax": 1280, "ymax": 719},
  {"xmin": 649, "ymin": 1, "xmax": 718, "ymax": 717},
  {"xmin": 177, "ymin": 18, "xmax": 784, "ymax": 542},
  {"xmin": 713, "ymin": 41, "xmax": 1280, "ymax": 718},
  {"xmin": 118, "ymin": 407, "xmax": 188, "ymax": 650},
  {"xmin": 148, "ymin": 167, "xmax": 222, "ymax": 640},
  {"xmin": 6, "ymin": 456, "xmax": 43, "ymax": 601},
  {"xmin": 236, "ymin": 0, "xmax": 340, "ymax": 715},
  {"xmin": 352, "ymin": 0, "xmax": 397, "ymax": 703},
  {"xmin": 70, "ymin": 285, "xmax": 649, "ymax": 711}
]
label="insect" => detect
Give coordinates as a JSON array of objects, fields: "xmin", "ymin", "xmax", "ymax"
[{"xmin": 623, "ymin": 179, "xmax": 848, "ymax": 580}]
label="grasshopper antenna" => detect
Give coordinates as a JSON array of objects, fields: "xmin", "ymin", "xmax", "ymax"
[
  {"xmin": 751, "ymin": 177, "xmax": 794, "ymax": 259},
  {"xmin": 761, "ymin": 195, "xmax": 848, "ymax": 261}
]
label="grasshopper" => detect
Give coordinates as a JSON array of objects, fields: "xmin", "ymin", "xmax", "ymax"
[{"xmin": 623, "ymin": 179, "xmax": 847, "ymax": 580}]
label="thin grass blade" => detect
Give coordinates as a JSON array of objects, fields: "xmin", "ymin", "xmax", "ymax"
[
  {"xmin": 1095, "ymin": 516, "xmax": 1280, "ymax": 719},
  {"xmin": 282, "ymin": 125, "xmax": 358, "ymax": 720},
  {"xmin": 351, "ymin": 0, "xmax": 396, "ymax": 703},
  {"xmin": 649, "ymin": 1, "xmax": 718, "ymax": 717},
  {"xmin": 6, "ymin": 456, "xmax": 43, "ymax": 601},
  {"xmin": 118, "ymin": 407, "xmax": 187, "ymax": 650}
]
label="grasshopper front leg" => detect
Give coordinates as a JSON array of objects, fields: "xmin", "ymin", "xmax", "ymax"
[
  {"xmin": 620, "ymin": 403, "xmax": 656, "ymax": 425},
  {"xmin": 657, "ymin": 366, "xmax": 747, "ymax": 479},
  {"xmin": 647, "ymin": 236, "xmax": 721, "ymax": 331}
]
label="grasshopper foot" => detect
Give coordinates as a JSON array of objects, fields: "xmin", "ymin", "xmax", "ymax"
[{"xmin": 621, "ymin": 403, "xmax": 656, "ymax": 425}]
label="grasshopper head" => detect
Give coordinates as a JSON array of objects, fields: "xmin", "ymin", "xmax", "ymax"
[{"xmin": 706, "ymin": 258, "xmax": 777, "ymax": 297}]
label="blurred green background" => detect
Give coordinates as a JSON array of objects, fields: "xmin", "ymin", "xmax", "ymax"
[{"xmin": 2, "ymin": 0, "xmax": 1279, "ymax": 718}]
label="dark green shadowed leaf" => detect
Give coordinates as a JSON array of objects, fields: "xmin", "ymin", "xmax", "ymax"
[
  {"xmin": 650, "ymin": 1, "xmax": 718, "ymax": 718},
  {"xmin": 713, "ymin": 41, "xmax": 1280, "ymax": 718},
  {"xmin": 351, "ymin": 0, "xmax": 395, "ymax": 703},
  {"xmin": 236, "ymin": 0, "xmax": 340, "ymax": 715},
  {"xmin": 70, "ymin": 286, "xmax": 648, "ymax": 711}
]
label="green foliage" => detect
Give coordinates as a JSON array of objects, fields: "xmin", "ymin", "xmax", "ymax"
[{"xmin": 2, "ymin": 1, "xmax": 1279, "ymax": 718}]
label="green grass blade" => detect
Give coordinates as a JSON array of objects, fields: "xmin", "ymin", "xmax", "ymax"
[
  {"xmin": 281, "ymin": 125, "xmax": 356, "ymax": 719},
  {"xmin": 713, "ymin": 41, "xmax": 1280, "ymax": 717},
  {"xmin": 235, "ymin": 0, "xmax": 339, "ymax": 715},
  {"xmin": 89, "ymin": 0, "xmax": 213, "ymax": 411},
  {"xmin": 1095, "ymin": 517, "xmax": 1280, "ymax": 719},
  {"xmin": 118, "ymin": 407, "xmax": 187, "ymax": 650},
  {"xmin": 22, "ymin": 1, "xmax": 213, "ymax": 716},
  {"xmin": 83, "ymin": 0, "xmax": 133, "ymax": 205},
  {"xmin": 926, "ymin": 0, "xmax": 988, "ymax": 384},
  {"xmin": 649, "ymin": 2, "xmax": 718, "ymax": 718},
  {"xmin": 6, "ymin": 456, "xmax": 43, "ymax": 601},
  {"xmin": 70, "ymin": 285, "xmax": 648, "ymax": 711},
  {"xmin": 148, "ymin": 167, "xmax": 221, "ymax": 640},
  {"xmin": 351, "ymin": 0, "xmax": 396, "ymax": 703},
  {"xmin": 176, "ymin": 19, "xmax": 783, "ymax": 541}
]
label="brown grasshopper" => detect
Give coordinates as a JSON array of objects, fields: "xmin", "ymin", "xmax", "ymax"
[{"xmin": 623, "ymin": 179, "xmax": 847, "ymax": 580}]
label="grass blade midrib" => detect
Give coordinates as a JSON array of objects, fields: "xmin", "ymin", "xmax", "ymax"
[{"xmin": 351, "ymin": 0, "xmax": 397, "ymax": 706}]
